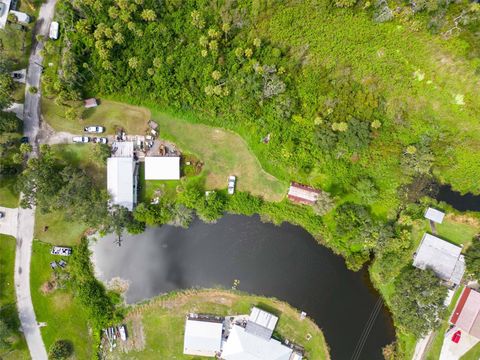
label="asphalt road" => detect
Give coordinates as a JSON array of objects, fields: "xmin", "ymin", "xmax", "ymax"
[{"xmin": 14, "ymin": 1, "xmax": 58, "ymax": 359}]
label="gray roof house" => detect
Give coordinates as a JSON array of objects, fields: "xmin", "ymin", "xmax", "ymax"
[{"xmin": 413, "ymin": 233, "xmax": 465, "ymax": 285}]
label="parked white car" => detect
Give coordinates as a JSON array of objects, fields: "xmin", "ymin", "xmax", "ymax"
[
  {"xmin": 84, "ymin": 125, "xmax": 105, "ymax": 133},
  {"xmin": 72, "ymin": 136, "xmax": 90, "ymax": 143},
  {"xmin": 228, "ymin": 175, "xmax": 236, "ymax": 195},
  {"xmin": 94, "ymin": 137, "xmax": 108, "ymax": 144}
]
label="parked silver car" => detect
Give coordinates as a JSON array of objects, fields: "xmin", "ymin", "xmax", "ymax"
[
  {"xmin": 84, "ymin": 125, "xmax": 105, "ymax": 133},
  {"xmin": 72, "ymin": 136, "xmax": 90, "ymax": 143},
  {"xmin": 94, "ymin": 137, "xmax": 108, "ymax": 144}
]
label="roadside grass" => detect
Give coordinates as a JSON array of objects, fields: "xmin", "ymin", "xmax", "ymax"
[
  {"xmin": 0, "ymin": 24, "xmax": 31, "ymax": 69},
  {"xmin": 33, "ymin": 144, "xmax": 103, "ymax": 245},
  {"xmin": 50, "ymin": 143, "xmax": 107, "ymax": 186},
  {"xmin": 151, "ymin": 110, "xmax": 287, "ymax": 202},
  {"xmin": 42, "ymin": 98, "xmax": 150, "ymax": 135},
  {"xmin": 425, "ymin": 286, "xmax": 463, "ymax": 360},
  {"xmin": 12, "ymin": 83, "xmax": 26, "ymax": 103},
  {"xmin": 0, "ymin": 235, "xmax": 29, "ymax": 360},
  {"xmin": 0, "ymin": 177, "xmax": 19, "ymax": 208},
  {"xmin": 112, "ymin": 289, "xmax": 329, "ymax": 359},
  {"xmin": 30, "ymin": 241, "xmax": 93, "ymax": 359}
]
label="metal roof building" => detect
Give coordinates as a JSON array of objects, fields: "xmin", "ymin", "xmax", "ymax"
[
  {"xmin": 144, "ymin": 156, "xmax": 180, "ymax": 180},
  {"xmin": 287, "ymin": 182, "xmax": 321, "ymax": 205},
  {"xmin": 413, "ymin": 233, "xmax": 465, "ymax": 285},
  {"xmin": 245, "ymin": 307, "xmax": 278, "ymax": 339},
  {"xmin": 107, "ymin": 142, "xmax": 137, "ymax": 211},
  {"xmin": 222, "ymin": 325, "xmax": 294, "ymax": 360},
  {"xmin": 451, "ymin": 287, "xmax": 480, "ymax": 339},
  {"xmin": 183, "ymin": 317, "xmax": 223, "ymax": 357},
  {"xmin": 425, "ymin": 207, "xmax": 445, "ymax": 224}
]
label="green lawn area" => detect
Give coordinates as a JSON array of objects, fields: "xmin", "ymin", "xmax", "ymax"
[
  {"xmin": 138, "ymin": 162, "xmax": 181, "ymax": 203},
  {"xmin": 425, "ymin": 286, "xmax": 463, "ymax": 360},
  {"xmin": 30, "ymin": 241, "xmax": 93, "ymax": 359},
  {"xmin": 462, "ymin": 341, "xmax": 480, "ymax": 359},
  {"xmin": 0, "ymin": 176, "xmax": 19, "ymax": 208},
  {"xmin": 152, "ymin": 111, "xmax": 287, "ymax": 202},
  {"xmin": 42, "ymin": 98, "xmax": 151, "ymax": 135},
  {"xmin": 0, "ymin": 235, "xmax": 29, "ymax": 359},
  {"xmin": 436, "ymin": 216, "xmax": 479, "ymax": 247},
  {"xmin": 111, "ymin": 289, "xmax": 329, "ymax": 359},
  {"xmin": 34, "ymin": 210, "xmax": 87, "ymax": 246}
]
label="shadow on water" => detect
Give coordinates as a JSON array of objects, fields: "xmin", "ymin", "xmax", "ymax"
[
  {"xmin": 92, "ymin": 214, "xmax": 395, "ymax": 360},
  {"xmin": 436, "ymin": 185, "xmax": 480, "ymax": 212}
]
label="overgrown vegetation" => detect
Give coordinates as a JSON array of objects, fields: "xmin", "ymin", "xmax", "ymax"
[{"xmin": 37, "ymin": 0, "xmax": 480, "ymax": 358}]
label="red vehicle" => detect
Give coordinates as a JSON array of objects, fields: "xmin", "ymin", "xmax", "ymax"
[{"xmin": 452, "ymin": 330, "xmax": 461, "ymax": 344}]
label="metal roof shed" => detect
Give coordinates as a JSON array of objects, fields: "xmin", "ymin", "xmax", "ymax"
[
  {"xmin": 245, "ymin": 307, "xmax": 278, "ymax": 340},
  {"xmin": 425, "ymin": 207, "xmax": 445, "ymax": 224},
  {"xmin": 144, "ymin": 156, "xmax": 180, "ymax": 180},
  {"xmin": 107, "ymin": 157, "xmax": 137, "ymax": 211},
  {"xmin": 183, "ymin": 318, "xmax": 223, "ymax": 357},
  {"xmin": 413, "ymin": 233, "xmax": 465, "ymax": 285}
]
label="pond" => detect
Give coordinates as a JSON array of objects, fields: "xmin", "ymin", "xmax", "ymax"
[
  {"xmin": 437, "ymin": 185, "xmax": 480, "ymax": 212},
  {"xmin": 91, "ymin": 214, "xmax": 395, "ymax": 360}
]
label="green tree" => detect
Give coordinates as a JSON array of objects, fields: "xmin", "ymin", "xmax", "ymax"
[
  {"xmin": 465, "ymin": 235, "xmax": 480, "ymax": 279},
  {"xmin": 197, "ymin": 191, "xmax": 226, "ymax": 223},
  {"xmin": 141, "ymin": 9, "xmax": 156, "ymax": 21},
  {"xmin": 391, "ymin": 267, "xmax": 447, "ymax": 336},
  {"xmin": 353, "ymin": 177, "xmax": 379, "ymax": 205},
  {"xmin": 0, "ymin": 71, "xmax": 14, "ymax": 110},
  {"xmin": 48, "ymin": 340, "xmax": 73, "ymax": 360},
  {"xmin": 313, "ymin": 191, "xmax": 335, "ymax": 216}
]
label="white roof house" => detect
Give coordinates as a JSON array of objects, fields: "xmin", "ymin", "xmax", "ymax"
[
  {"xmin": 425, "ymin": 207, "xmax": 445, "ymax": 224},
  {"xmin": 183, "ymin": 318, "xmax": 223, "ymax": 357},
  {"xmin": 144, "ymin": 156, "xmax": 180, "ymax": 180},
  {"xmin": 222, "ymin": 325, "xmax": 294, "ymax": 360},
  {"xmin": 9, "ymin": 10, "xmax": 30, "ymax": 23},
  {"xmin": 0, "ymin": 0, "xmax": 12, "ymax": 29},
  {"xmin": 413, "ymin": 233, "xmax": 465, "ymax": 285},
  {"xmin": 107, "ymin": 156, "xmax": 137, "ymax": 211},
  {"xmin": 49, "ymin": 21, "xmax": 59, "ymax": 39}
]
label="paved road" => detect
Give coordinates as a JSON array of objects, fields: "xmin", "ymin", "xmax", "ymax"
[{"xmin": 14, "ymin": 1, "xmax": 57, "ymax": 359}]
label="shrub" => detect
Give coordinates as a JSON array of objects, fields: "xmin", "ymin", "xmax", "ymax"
[{"xmin": 48, "ymin": 340, "xmax": 73, "ymax": 360}]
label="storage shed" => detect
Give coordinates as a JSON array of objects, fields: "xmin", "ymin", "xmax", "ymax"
[
  {"xmin": 287, "ymin": 182, "xmax": 321, "ymax": 205},
  {"xmin": 425, "ymin": 207, "xmax": 445, "ymax": 224},
  {"xmin": 144, "ymin": 156, "xmax": 180, "ymax": 180},
  {"xmin": 84, "ymin": 98, "xmax": 98, "ymax": 108}
]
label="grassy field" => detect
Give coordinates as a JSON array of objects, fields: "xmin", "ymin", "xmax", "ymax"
[
  {"xmin": 257, "ymin": 0, "xmax": 480, "ymax": 195},
  {"xmin": 0, "ymin": 177, "xmax": 19, "ymax": 208},
  {"xmin": 42, "ymin": 98, "xmax": 151, "ymax": 135},
  {"xmin": 30, "ymin": 241, "xmax": 93, "ymax": 359},
  {"xmin": 0, "ymin": 235, "xmax": 30, "ymax": 360},
  {"xmin": 462, "ymin": 341, "xmax": 480, "ymax": 359},
  {"xmin": 152, "ymin": 111, "xmax": 287, "ymax": 202},
  {"xmin": 110, "ymin": 289, "xmax": 329, "ymax": 359}
]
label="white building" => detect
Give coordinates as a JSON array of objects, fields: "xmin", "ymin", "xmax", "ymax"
[
  {"xmin": 107, "ymin": 142, "xmax": 137, "ymax": 211},
  {"xmin": 413, "ymin": 233, "xmax": 465, "ymax": 285},
  {"xmin": 425, "ymin": 207, "xmax": 445, "ymax": 224},
  {"xmin": 0, "ymin": 0, "xmax": 12, "ymax": 29},
  {"xmin": 183, "ymin": 316, "xmax": 223, "ymax": 357},
  {"xmin": 9, "ymin": 10, "xmax": 30, "ymax": 23},
  {"xmin": 49, "ymin": 21, "xmax": 59, "ymax": 39},
  {"xmin": 144, "ymin": 156, "xmax": 180, "ymax": 180}
]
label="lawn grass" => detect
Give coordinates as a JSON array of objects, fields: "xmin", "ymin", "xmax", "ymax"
[
  {"xmin": 34, "ymin": 210, "xmax": 87, "ymax": 246},
  {"xmin": 12, "ymin": 83, "xmax": 26, "ymax": 103},
  {"xmin": 152, "ymin": 110, "xmax": 287, "ymax": 202},
  {"xmin": 138, "ymin": 162, "xmax": 182, "ymax": 203},
  {"xmin": 30, "ymin": 241, "xmax": 93, "ymax": 359},
  {"xmin": 436, "ymin": 216, "xmax": 479, "ymax": 247},
  {"xmin": 0, "ymin": 235, "xmax": 29, "ymax": 360},
  {"xmin": 111, "ymin": 289, "xmax": 329, "ymax": 359},
  {"xmin": 0, "ymin": 176, "xmax": 19, "ymax": 208},
  {"xmin": 42, "ymin": 98, "xmax": 150, "ymax": 135},
  {"xmin": 425, "ymin": 286, "xmax": 464, "ymax": 360},
  {"xmin": 461, "ymin": 341, "xmax": 480, "ymax": 360}
]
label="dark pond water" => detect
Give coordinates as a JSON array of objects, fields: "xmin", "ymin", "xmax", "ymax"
[
  {"xmin": 437, "ymin": 185, "xmax": 480, "ymax": 212},
  {"xmin": 92, "ymin": 214, "xmax": 395, "ymax": 360}
]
